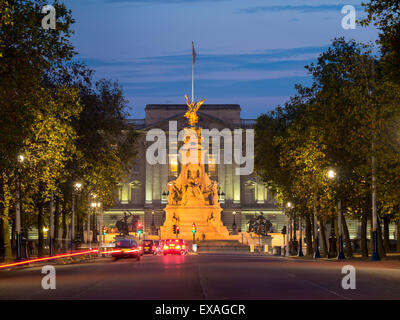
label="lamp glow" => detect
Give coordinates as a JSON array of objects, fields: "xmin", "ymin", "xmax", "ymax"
[
  {"xmin": 75, "ymin": 182, "xmax": 82, "ymax": 190},
  {"xmin": 327, "ymin": 169, "xmax": 336, "ymax": 179}
]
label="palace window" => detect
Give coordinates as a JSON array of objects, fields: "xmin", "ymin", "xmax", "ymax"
[
  {"xmin": 169, "ymin": 154, "xmax": 178, "ymax": 175},
  {"xmin": 208, "ymin": 155, "xmax": 216, "ymax": 173},
  {"xmin": 118, "ymin": 184, "xmax": 123, "ymax": 202},
  {"xmin": 131, "ymin": 181, "xmax": 142, "ymax": 205},
  {"xmin": 244, "ymin": 182, "xmax": 255, "ymax": 204},
  {"xmin": 118, "ymin": 183, "xmax": 131, "ymax": 204}
]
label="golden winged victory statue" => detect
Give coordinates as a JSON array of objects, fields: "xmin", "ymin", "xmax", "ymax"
[{"xmin": 184, "ymin": 94, "xmax": 206, "ymax": 127}]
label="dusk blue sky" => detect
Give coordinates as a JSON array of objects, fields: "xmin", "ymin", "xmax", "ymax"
[{"xmin": 65, "ymin": 0, "xmax": 378, "ymax": 119}]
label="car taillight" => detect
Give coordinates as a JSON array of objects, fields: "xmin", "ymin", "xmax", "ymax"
[
  {"xmin": 163, "ymin": 245, "xmax": 168, "ymax": 250},
  {"xmin": 176, "ymin": 245, "xmax": 181, "ymax": 249}
]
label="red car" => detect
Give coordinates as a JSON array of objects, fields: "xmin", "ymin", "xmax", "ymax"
[
  {"xmin": 163, "ymin": 239, "xmax": 188, "ymax": 255},
  {"xmin": 111, "ymin": 239, "xmax": 141, "ymax": 261},
  {"xmin": 142, "ymin": 239, "xmax": 157, "ymax": 254}
]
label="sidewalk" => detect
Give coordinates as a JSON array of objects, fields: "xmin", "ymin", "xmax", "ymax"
[{"xmin": 276, "ymin": 252, "xmax": 400, "ymax": 269}]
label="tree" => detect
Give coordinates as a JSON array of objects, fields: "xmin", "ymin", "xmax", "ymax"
[
  {"xmin": 255, "ymin": 37, "xmax": 400, "ymax": 258},
  {"xmin": 361, "ymin": 1, "xmax": 400, "ymax": 81},
  {"xmin": 22, "ymin": 86, "xmax": 81, "ymax": 256},
  {"xmin": 45, "ymin": 63, "xmax": 138, "ymax": 244},
  {"xmin": 0, "ymin": 0, "xmax": 76, "ymax": 260},
  {"xmin": 0, "ymin": 1, "xmax": 13, "ymax": 58},
  {"xmin": 255, "ymin": 90, "xmax": 325, "ymax": 256},
  {"xmin": 0, "ymin": 0, "xmax": 75, "ymax": 168},
  {"xmin": 0, "ymin": 2, "xmax": 138, "ymax": 260}
]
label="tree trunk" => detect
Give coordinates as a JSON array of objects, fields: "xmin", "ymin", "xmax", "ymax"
[
  {"xmin": 319, "ymin": 219, "xmax": 328, "ymax": 257},
  {"xmin": 361, "ymin": 213, "xmax": 368, "ymax": 257},
  {"xmin": 92, "ymin": 214, "xmax": 97, "ymax": 243},
  {"xmin": 38, "ymin": 203, "xmax": 45, "ymax": 257},
  {"xmin": 383, "ymin": 216, "xmax": 390, "ymax": 254},
  {"xmin": 305, "ymin": 214, "xmax": 313, "ymax": 256},
  {"xmin": 377, "ymin": 216, "xmax": 386, "ymax": 258},
  {"xmin": 62, "ymin": 204, "xmax": 67, "ymax": 250},
  {"xmin": 293, "ymin": 217, "xmax": 297, "ymax": 240},
  {"xmin": 334, "ymin": 216, "xmax": 338, "ymax": 239},
  {"xmin": 11, "ymin": 217, "xmax": 15, "ymax": 246},
  {"xmin": 369, "ymin": 216, "xmax": 373, "ymax": 253},
  {"xmin": 0, "ymin": 218, "xmax": 3, "ymax": 259},
  {"xmin": 397, "ymin": 219, "xmax": 400, "ymax": 252},
  {"xmin": 1, "ymin": 216, "xmax": 13, "ymax": 262},
  {"xmin": 54, "ymin": 196, "xmax": 60, "ymax": 253},
  {"xmin": 0, "ymin": 173, "xmax": 13, "ymax": 262},
  {"xmin": 342, "ymin": 214, "xmax": 353, "ymax": 257}
]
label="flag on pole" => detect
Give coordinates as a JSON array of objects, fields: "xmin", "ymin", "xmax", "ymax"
[
  {"xmin": 192, "ymin": 41, "xmax": 197, "ymax": 64},
  {"xmin": 192, "ymin": 42, "xmax": 196, "ymax": 102}
]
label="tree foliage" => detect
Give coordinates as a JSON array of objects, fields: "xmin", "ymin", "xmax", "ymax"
[
  {"xmin": 0, "ymin": 1, "xmax": 137, "ymax": 259},
  {"xmin": 255, "ymin": 37, "xmax": 400, "ymax": 257},
  {"xmin": 361, "ymin": 0, "xmax": 400, "ymax": 80}
]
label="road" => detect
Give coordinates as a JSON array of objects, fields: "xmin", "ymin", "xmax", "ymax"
[{"xmin": 1, "ymin": 253, "xmax": 400, "ymax": 300}]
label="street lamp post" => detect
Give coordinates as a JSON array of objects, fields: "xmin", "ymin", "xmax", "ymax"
[
  {"xmin": 327, "ymin": 169, "xmax": 345, "ymax": 260},
  {"xmin": 337, "ymin": 199, "xmax": 345, "ymax": 260},
  {"xmin": 49, "ymin": 190, "xmax": 54, "ymax": 256},
  {"xmin": 90, "ymin": 200, "xmax": 101, "ymax": 249},
  {"xmin": 292, "ymin": 214, "xmax": 298, "ymax": 255},
  {"xmin": 92, "ymin": 210, "xmax": 97, "ymax": 243},
  {"xmin": 232, "ymin": 211, "xmax": 237, "ymax": 235},
  {"xmin": 288, "ymin": 216, "xmax": 292, "ymax": 255},
  {"xmin": 71, "ymin": 182, "xmax": 82, "ymax": 253},
  {"xmin": 313, "ymin": 194, "xmax": 321, "ymax": 258},
  {"xmin": 285, "ymin": 202, "xmax": 292, "ymax": 257},
  {"xmin": 298, "ymin": 216, "xmax": 304, "ymax": 257},
  {"xmin": 151, "ymin": 211, "xmax": 155, "ymax": 235},
  {"xmin": 98, "ymin": 203, "xmax": 103, "ymax": 254},
  {"xmin": 88, "ymin": 195, "xmax": 95, "ymax": 249},
  {"xmin": 371, "ymin": 154, "xmax": 380, "ymax": 261},
  {"xmin": 362, "ymin": 56, "xmax": 380, "ymax": 261},
  {"xmin": 285, "ymin": 216, "xmax": 290, "ymax": 257},
  {"xmin": 87, "ymin": 206, "xmax": 91, "ymax": 248},
  {"xmin": 15, "ymin": 155, "xmax": 24, "ymax": 261}
]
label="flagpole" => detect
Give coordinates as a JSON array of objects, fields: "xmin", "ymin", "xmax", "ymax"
[{"xmin": 192, "ymin": 42, "xmax": 195, "ymax": 103}]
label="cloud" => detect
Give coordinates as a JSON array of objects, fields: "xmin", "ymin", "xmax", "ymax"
[
  {"xmin": 76, "ymin": 45, "xmax": 320, "ymax": 117},
  {"xmin": 103, "ymin": 0, "xmax": 222, "ymax": 3},
  {"xmin": 78, "ymin": 45, "xmax": 324, "ymax": 85},
  {"xmin": 239, "ymin": 5, "xmax": 362, "ymax": 14}
]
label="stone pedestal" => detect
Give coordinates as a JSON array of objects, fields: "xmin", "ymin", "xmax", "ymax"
[{"xmin": 160, "ymin": 205, "xmax": 231, "ymax": 240}]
